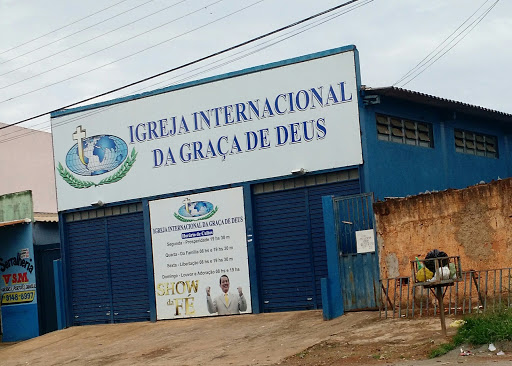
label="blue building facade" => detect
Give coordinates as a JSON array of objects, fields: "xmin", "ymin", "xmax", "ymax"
[
  {"xmin": 50, "ymin": 45, "xmax": 512, "ymax": 326},
  {"xmin": 359, "ymin": 87, "xmax": 512, "ymax": 200},
  {"xmin": 0, "ymin": 192, "xmax": 60, "ymax": 342}
]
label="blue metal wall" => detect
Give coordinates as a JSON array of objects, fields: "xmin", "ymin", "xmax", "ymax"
[
  {"xmin": 0, "ymin": 224, "xmax": 39, "ymax": 342},
  {"xmin": 360, "ymin": 98, "xmax": 512, "ymax": 201}
]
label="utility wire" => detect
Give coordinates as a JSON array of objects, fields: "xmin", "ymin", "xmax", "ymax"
[
  {"xmin": 399, "ymin": 0, "xmax": 499, "ymax": 87},
  {"xmin": 0, "ymin": 0, "xmax": 363, "ymax": 132},
  {"xmin": 394, "ymin": 0, "xmax": 499, "ymax": 87},
  {"xmin": 0, "ymin": 0, "xmax": 155, "ymax": 65},
  {"xmin": 149, "ymin": 1, "xmax": 372, "ymax": 89},
  {"xmin": 0, "ymin": 0, "xmax": 230, "ymax": 93},
  {"xmin": 393, "ymin": 0, "xmax": 491, "ymax": 86},
  {"xmin": 0, "ymin": 0, "xmax": 132, "ymax": 57},
  {"xmin": 0, "ymin": 0, "xmax": 190, "ymax": 77},
  {"xmin": 4, "ymin": 1, "xmax": 375, "ymax": 144},
  {"xmin": 0, "ymin": 0, "xmax": 372, "ymax": 143}
]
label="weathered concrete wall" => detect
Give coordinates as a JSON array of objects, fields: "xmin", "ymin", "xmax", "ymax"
[
  {"xmin": 374, "ymin": 178, "xmax": 512, "ymax": 279},
  {"xmin": 0, "ymin": 190, "xmax": 33, "ymax": 222}
]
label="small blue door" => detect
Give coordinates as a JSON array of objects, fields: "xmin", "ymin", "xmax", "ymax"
[{"xmin": 334, "ymin": 193, "xmax": 380, "ymax": 311}]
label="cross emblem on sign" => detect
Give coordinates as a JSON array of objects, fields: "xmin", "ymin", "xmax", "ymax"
[{"xmin": 72, "ymin": 125, "xmax": 87, "ymax": 165}]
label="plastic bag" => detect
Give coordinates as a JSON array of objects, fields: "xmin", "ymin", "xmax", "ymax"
[
  {"xmin": 449, "ymin": 262, "xmax": 456, "ymax": 279},
  {"xmin": 428, "ymin": 266, "xmax": 451, "ymax": 282},
  {"xmin": 416, "ymin": 267, "xmax": 433, "ymax": 282},
  {"xmin": 424, "ymin": 249, "xmax": 449, "ymax": 272}
]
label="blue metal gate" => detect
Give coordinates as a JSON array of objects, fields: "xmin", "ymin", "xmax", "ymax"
[{"xmin": 333, "ymin": 193, "xmax": 380, "ymax": 311}]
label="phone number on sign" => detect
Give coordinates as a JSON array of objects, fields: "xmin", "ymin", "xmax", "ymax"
[{"xmin": 2, "ymin": 290, "xmax": 35, "ymax": 304}]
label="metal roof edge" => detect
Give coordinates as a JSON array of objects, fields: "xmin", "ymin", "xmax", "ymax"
[
  {"xmin": 362, "ymin": 86, "xmax": 512, "ymax": 121},
  {"xmin": 33, "ymin": 212, "xmax": 59, "ymax": 222}
]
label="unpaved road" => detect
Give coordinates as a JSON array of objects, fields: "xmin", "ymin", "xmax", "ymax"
[{"xmin": 1, "ymin": 310, "xmax": 511, "ymax": 365}]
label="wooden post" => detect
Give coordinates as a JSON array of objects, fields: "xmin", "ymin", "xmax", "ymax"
[
  {"xmin": 470, "ymin": 271, "xmax": 485, "ymax": 309},
  {"xmin": 436, "ymin": 286, "xmax": 447, "ymax": 337}
]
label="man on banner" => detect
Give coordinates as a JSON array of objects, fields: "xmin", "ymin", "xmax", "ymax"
[{"xmin": 206, "ymin": 274, "xmax": 247, "ymax": 315}]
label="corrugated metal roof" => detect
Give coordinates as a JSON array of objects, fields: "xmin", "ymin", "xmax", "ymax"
[
  {"xmin": 363, "ymin": 86, "xmax": 512, "ymax": 123},
  {"xmin": 33, "ymin": 212, "xmax": 58, "ymax": 222}
]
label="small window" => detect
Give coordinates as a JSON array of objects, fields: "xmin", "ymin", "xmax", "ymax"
[
  {"xmin": 376, "ymin": 114, "xmax": 434, "ymax": 148},
  {"xmin": 454, "ymin": 129, "xmax": 498, "ymax": 158}
]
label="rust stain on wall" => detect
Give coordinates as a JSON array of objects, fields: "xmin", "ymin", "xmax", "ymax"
[{"xmin": 374, "ymin": 178, "xmax": 512, "ymax": 279}]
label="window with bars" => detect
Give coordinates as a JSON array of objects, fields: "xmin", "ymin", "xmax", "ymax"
[
  {"xmin": 376, "ymin": 114, "xmax": 433, "ymax": 148},
  {"xmin": 454, "ymin": 129, "xmax": 498, "ymax": 158}
]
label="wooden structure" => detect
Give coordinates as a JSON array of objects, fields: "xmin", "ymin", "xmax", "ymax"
[{"xmin": 411, "ymin": 256, "xmax": 462, "ymax": 336}]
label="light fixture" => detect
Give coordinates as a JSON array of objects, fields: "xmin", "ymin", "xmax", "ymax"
[
  {"xmin": 291, "ymin": 168, "xmax": 306, "ymax": 175},
  {"xmin": 91, "ymin": 200, "xmax": 104, "ymax": 207}
]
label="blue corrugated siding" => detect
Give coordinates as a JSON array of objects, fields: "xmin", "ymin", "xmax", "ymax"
[
  {"xmin": 253, "ymin": 180, "xmax": 360, "ymax": 312},
  {"xmin": 66, "ymin": 212, "xmax": 150, "ymax": 325}
]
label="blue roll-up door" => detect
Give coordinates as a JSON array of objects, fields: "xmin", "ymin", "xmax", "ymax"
[
  {"xmin": 66, "ymin": 210, "xmax": 150, "ymax": 325},
  {"xmin": 254, "ymin": 189, "xmax": 313, "ymax": 312},
  {"xmin": 253, "ymin": 179, "xmax": 360, "ymax": 312},
  {"xmin": 67, "ymin": 218, "xmax": 111, "ymax": 325},
  {"xmin": 107, "ymin": 213, "xmax": 150, "ymax": 323}
]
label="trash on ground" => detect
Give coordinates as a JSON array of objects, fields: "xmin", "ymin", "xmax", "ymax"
[
  {"xmin": 497, "ymin": 350, "xmax": 505, "ymax": 356},
  {"xmin": 459, "ymin": 348, "xmax": 473, "ymax": 356},
  {"xmin": 488, "ymin": 343, "xmax": 496, "ymax": 352},
  {"xmin": 449, "ymin": 319, "xmax": 465, "ymax": 328}
]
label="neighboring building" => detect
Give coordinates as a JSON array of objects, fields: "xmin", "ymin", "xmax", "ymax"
[
  {"xmin": 49, "ymin": 45, "xmax": 512, "ymax": 327},
  {"xmin": 0, "ymin": 123, "xmax": 57, "ymax": 213},
  {"xmin": 0, "ymin": 124, "xmax": 60, "ymax": 342}
]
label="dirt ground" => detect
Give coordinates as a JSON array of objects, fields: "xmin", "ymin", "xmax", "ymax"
[{"xmin": 1, "ymin": 310, "xmax": 511, "ymax": 366}]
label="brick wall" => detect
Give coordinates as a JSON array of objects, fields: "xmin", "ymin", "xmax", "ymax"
[{"xmin": 373, "ymin": 178, "xmax": 512, "ymax": 279}]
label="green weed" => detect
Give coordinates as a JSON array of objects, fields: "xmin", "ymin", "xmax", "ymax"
[
  {"xmin": 430, "ymin": 307, "xmax": 512, "ymax": 358},
  {"xmin": 453, "ymin": 307, "xmax": 512, "ymax": 346},
  {"xmin": 428, "ymin": 343, "xmax": 455, "ymax": 358}
]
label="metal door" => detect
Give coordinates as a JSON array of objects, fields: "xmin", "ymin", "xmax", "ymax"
[
  {"xmin": 253, "ymin": 180, "xmax": 360, "ymax": 312},
  {"xmin": 334, "ymin": 193, "xmax": 380, "ymax": 311},
  {"xmin": 67, "ymin": 218, "xmax": 111, "ymax": 325},
  {"xmin": 107, "ymin": 213, "xmax": 150, "ymax": 323},
  {"xmin": 65, "ymin": 212, "xmax": 150, "ymax": 325},
  {"xmin": 34, "ymin": 243, "xmax": 61, "ymax": 334}
]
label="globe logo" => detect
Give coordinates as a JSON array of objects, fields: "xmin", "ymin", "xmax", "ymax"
[
  {"xmin": 174, "ymin": 198, "xmax": 218, "ymax": 222},
  {"xmin": 65, "ymin": 135, "xmax": 128, "ymax": 176}
]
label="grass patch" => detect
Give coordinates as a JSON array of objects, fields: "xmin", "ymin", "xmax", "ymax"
[
  {"xmin": 453, "ymin": 308, "xmax": 512, "ymax": 346},
  {"xmin": 428, "ymin": 343, "xmax": 455, "ymax": 359},
  {"xmin": 429, "ymin": 307, "xmax": 512, "ymax": 358}
]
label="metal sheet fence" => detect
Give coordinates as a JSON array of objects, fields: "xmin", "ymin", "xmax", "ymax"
[{"xmin": 380, "ymin": 268, "xmax": 512, "ymax": 319}]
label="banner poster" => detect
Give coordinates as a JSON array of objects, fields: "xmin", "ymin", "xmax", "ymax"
[
  {"xmin": 0, "ymin": 247, "xmax": 37, "ymax": 305},
  {"xmin": 149, "ymin": 186, "xmax": 251, "ymax": 320}
]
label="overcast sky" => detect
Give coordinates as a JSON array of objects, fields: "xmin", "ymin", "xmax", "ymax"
[{"xmin": 0, "ymin": 0, "xmax": 510, "ymax": 136}]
